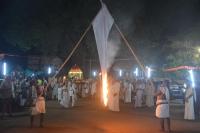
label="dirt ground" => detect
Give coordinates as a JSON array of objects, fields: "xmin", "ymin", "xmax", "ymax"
[{"xmin": 0, "ymin": 99, "xmax": 199, "ymax": 133}]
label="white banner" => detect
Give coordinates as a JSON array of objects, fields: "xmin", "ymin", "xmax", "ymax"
[
  {"xmin": 92, "ymin": 2, "xmax": 114, "ymax": 106},
  {"xmin": 92, "ymin": 2, "xmax": 114, "ymax": 72}
]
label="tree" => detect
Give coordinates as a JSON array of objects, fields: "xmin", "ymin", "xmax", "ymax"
[{"xmin": 166, "ymin": 24, "xmax": 200, "ymax": 79}]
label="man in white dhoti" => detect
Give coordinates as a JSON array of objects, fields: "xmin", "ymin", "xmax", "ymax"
[
  {"xmin": 155, "ymin": 81, "xmax": 171, "ymax": 132},
  {"xmin": 145, "ymin": 80, "xmax": 155, "ymax": 107},
  {"xmin": 72, "ymin": 81, "xmax": 77, "ymax": 104},
  {"xmin": 184, "ymin": 84, "xmax": 195, "ymax": 120},
  {"xmin": 124, "ymin": 81, "xmax": 133, "ymax": 103},
  {"xmin": 30, "ymin": 80, "xmax": 46, "ymax": 128},
  {"xmin": 57, "ymin": 83, "xmax": 63, "ymax": 103},
  {"xmin": 135, "ymin": 80, "xmax": 145, "ymax": 107},
  {"xmin": 82, "ymin": 81, "xmax": 89, "ymax": 98},
  {"xmin": 60, "ymin": 84, "xmax": 70, "ymax": 108},
  {"xmin": 108, "ymin": 77, "xmax": 120, "ymax": 112},
  {"xmin": 68, "ymin": 81, "xmax": 76, "ymax": 107},
  {"xmin": 52, "ymin": 78, "xmax": 58, "ymax": 100}
]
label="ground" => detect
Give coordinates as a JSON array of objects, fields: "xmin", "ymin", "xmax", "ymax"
[{"xmin": 0, "ymin": 99, "xmax": 199, "ymax": 133}]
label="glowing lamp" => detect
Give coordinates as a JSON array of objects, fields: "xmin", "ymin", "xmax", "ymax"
[
  {"xmin": 189, "ymin": 70, "xmax": 195, "ymax": 88},
  {"xmin": 146, "ymin": 66, "xmax": 151, "ymax": 78},
  {"xmin": 48, "ymin": 67, "xmax": 52, "ymax": 74},
  {"xmin": 3, "ymin": 62, "xmax": 7, "ymax": 76},
  {"xmin": 119, "ymin": 69, "xmax": 122, "ymax": 77},
  {"xmin": 134, "ymin": 67, "xmax": 138, "ymax": 77},
  {"xmin": 183, "ymin": 83, "xmax": 187, "ymax": 88},
  {"xmin": 93, "ymin": 71, "xmax": 97, "ymax": 77}
]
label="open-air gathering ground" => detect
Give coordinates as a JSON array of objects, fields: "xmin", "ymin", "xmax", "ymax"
[{"xmin": 0, "ymin": 99, "xmax": 200, "ymax": 133}]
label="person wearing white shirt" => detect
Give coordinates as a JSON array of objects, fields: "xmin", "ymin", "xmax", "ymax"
[
  {"xmin": 68, "ymin": 81, "xmax": 76, "ymax": 107},
  {"xmin": 124, "ymin": 80, "xmax": 133, "ymax": 103},
  {"xmin": 155, "ymin": 81, "xmax": 171, "ymax": 132},
  {"xmin": 135, "ymin": 80, "xmax": 145, "ymax": 107},
  {"xmin": 145, "ymin": 80, "xmax": 155, "ymax": 107},
  {"xmin": 57, "ymin": 83, "xmax": 63, "ymax": 103},
  {"xmin": 184, "ymin": 84, "xmax": 195, "ymax": 120},
  {"xmin": 108, "ymin": 77, "xmax": 120, "ymax": 112}
]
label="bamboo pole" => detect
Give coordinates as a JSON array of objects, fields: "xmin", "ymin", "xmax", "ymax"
[
  {"xmin": 54, "ymin": 24, "xmax": 92, "ymax": 78},
  {"xmin": 114, "ymin": 23, "xmax": 155, "ymax": 88},
  {"xmin": 114, "ymin": 23, "xmax": 146, "ymax": 74},
  {"xmin": 45, "ymin": 24, "xmax": 91, "ymax": 90}
]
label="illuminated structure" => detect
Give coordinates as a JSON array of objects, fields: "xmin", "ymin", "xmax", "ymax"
[{"xmin": 68, "ymin": 65, "xmax": 83, "ymax": 80}]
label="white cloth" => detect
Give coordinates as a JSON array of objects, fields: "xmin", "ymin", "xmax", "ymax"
[
  {"xmin": 60, "ymin": 90, "xmax": 70, "ymax": 108},
  {"xmin": 145, "ymin": 84, "xmax": 155, "ymax": 107},
  {"xmin": 92, "ymin": 2, "xmax": 114, "ymax": 105},
  {"xmin": 124, "ymin": 83, "xmax": 133, "ymax": 103},
  {"xmin": 32, "ymin": 96, "xmax": 46, "ymax": 115},
  {"xmin": 57, "ymin": 87, "xmax": 62, "ymax": 101},
  {"xmin": 69, "ymin": 86, "xmax": 74, "ymax": 97},
  {"xmin": 68, "ymin": 84, "xmax": 76, "ymax": 107},
  {"xmin": 82, "ymin": 83, "xmax": 88, "ymax": 98},
  {"xmin": 91, "ymin": 81, "xmax": 97, "ymax": 96},
  {"xmin": 184, "ymin": 87, "xmax": 195, "ymax": 120},
  {"xmin": 156, "ymin": 86, "xmax": 170, "ymax": 118},
  {"xmin": 135, "ymin": 83, "xmax": 145, "ymax": 107},
  {"xmin": 52, "ymin": 83, "xmax": 58, "ymax": 99},
  {"xmin": 108, "ymin": 81, "xmax": 120, "ymax": 112},
  {"xmin": 92, "ymin": 2, "xmax": 114, "ymax": 71}
]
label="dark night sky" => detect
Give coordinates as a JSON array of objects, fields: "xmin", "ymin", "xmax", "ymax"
[{"xmin": 1, "ymin": 0, "xmax": 200, "ymax": 66}]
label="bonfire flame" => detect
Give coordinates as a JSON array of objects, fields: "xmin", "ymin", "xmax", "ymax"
[{"xmin": 102, "ymin": 71, "xmax": 108, "ymax": 106}]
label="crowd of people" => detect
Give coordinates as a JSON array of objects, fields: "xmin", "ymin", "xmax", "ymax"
[
  {"xmin": 0, "ymin": 71, "xmax": 48, "ymax": 120},
  {"xmin": 0, "ymin": 71, "xmax": 200, "ymax": 131}
]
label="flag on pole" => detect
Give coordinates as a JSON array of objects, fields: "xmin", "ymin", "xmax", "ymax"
[
  {"xmin": 92, "ymin": 2, "xmax": 114, "ymax": 70},
  {"xmin": 92, "ymin": 1, "xmax": 114, "ymax": 106}
]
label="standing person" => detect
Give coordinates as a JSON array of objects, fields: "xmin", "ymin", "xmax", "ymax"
[
  {"xmin": 30, "ymin": 80, "xmax": 46, "ymax": 128},
  {"xmin": 0, "ymin": 76, "xmax": 13, "ymax": 119},
  {"xmin": 31, "ymin": 81, "xmax": 37, "ymax": 102},
  {"xmin": 52, "ymin": 79, "xmax": 58, "ymax": 100},
  {"xmin": 184, "ymin": 83, "xmax": 195, "ymax": 120},
  {"xmin": 155, "ymin": 81, "xmax": 171, "ymax": 132},
  {"xmin": 108, "ymin": 76, "xmax": 120, "ymax": 112},
  {"xmin": 195, "ymin": 87, "xmax": 200, "ymax": 120},
  {"xmin": 68, "ymin": 81, "xmax": 76, "ymax": 107},
  {"xmin": 124, "ymin": 80, "xmax": 133, "ymax": 103},
  {"xmin": 145, "ymin": 80, "xmax": 155, "ymax": 107},
  {"xmin": 193, "ymin": 77, "xmax": 199, "ymax": 120},
  {"xmin": 82, "ymin": 80, "xmax": 89, "ymax": 98},
  {"xmin": 57, "ymin": 82, "xmax": 63, "ymax": 103},
  {"xmin": 120, "ymin": 80, "xmax": 126, "ymax": 102},
  {"xmin": 60, "ymin": 83, "xmax": 70, "ymax": 108},
  {"xmin": 20, "ymin": 79, "xmax": 27, "ymax": 107},
  {"xmin": 91, "ymin": 80, "xmax": 97, "ymax": 98},
  {"xmin": 135, "ymin": 80, "xmax": 145, "ymax": 108}
]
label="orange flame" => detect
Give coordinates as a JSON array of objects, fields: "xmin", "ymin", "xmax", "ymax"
[{"xmin": 102, "ymin": 71, "xmax": 108, "ymax": 106}]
